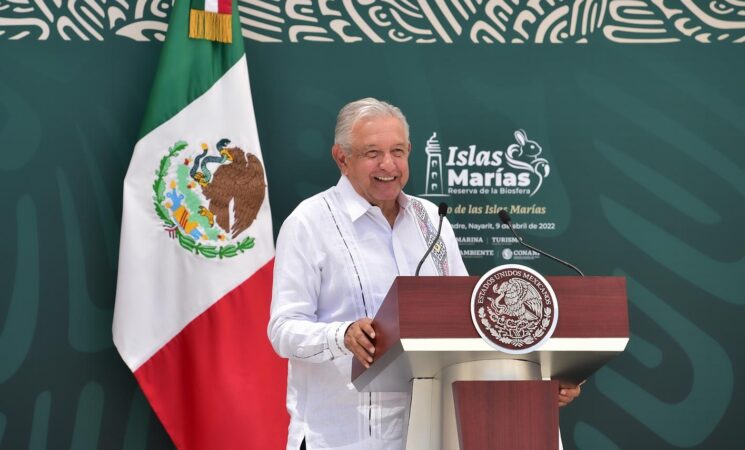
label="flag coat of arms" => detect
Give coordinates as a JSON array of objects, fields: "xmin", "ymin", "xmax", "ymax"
[{"xmin": 113, "ymin": 1, "xmax": 287, "ymax": 448}]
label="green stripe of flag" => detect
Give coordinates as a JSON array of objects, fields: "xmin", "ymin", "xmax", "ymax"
[{"xmin": 138, "ymin": 0, "xmax": 243, "ymax": 139}]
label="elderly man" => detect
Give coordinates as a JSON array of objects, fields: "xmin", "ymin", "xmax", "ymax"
[{"xmin": 268, "ymin": 98, "xmax": 579, "ymax": 450}]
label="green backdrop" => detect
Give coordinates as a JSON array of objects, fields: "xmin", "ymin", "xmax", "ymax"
[{"xmin": 2, "ymin": 1, "xmax": 744, "ymax": 448}]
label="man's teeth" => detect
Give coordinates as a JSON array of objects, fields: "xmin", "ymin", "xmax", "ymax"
[{"xmin": 375, "ymin": 176, "xmax": 395, "ymax": 181}]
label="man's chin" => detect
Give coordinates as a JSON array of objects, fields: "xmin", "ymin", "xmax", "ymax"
[{"xmin": 375, "ymin": 186, "xmax": 400, "ymax": 193}]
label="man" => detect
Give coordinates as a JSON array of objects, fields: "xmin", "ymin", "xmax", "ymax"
[{"xmin": 268, "ymin": 98, "xmax": 580, "ymax": 450}]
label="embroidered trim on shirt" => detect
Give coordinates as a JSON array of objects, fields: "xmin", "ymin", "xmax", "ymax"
[
  {"xmin": 409, "ymin": 199, "xmax": 450, "ymax": 276},
  {"xmin": 334, "ymin": 322, "xmax": 347, "ymax": 356},
  {"xmin": 322, "ymin": 196, "xmax": 369, "ymax": 316}
]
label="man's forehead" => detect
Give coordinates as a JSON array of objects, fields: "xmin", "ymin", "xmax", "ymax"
[
  {"xmin": 358, "ymin": 141, "xmax": 408, "ymax": 149},
  {"xmin": 352, "ymin": 117, "xmax": 407, "ymax": 136}
]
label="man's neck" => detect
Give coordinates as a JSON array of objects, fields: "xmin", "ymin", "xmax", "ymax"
[{"xmin": 380, "ymin": 202, "xmax": 399, "ymax": 228}]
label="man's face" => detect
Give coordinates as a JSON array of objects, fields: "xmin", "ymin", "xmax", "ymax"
[{"xmin": 333, "ymin": 115, "xmax": 410, "ymax": 211}]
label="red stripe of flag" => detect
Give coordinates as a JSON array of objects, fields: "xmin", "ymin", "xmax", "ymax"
[
  {"xmin": 218, "ymin": 0, "xmax": 232, "ymax": 14},
  {"xmin": 134, "ymin": 259, "xmax": 288, "ymax": 449}
]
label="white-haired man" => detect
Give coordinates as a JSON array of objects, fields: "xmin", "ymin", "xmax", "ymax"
[{"xmin": 268, "ymin": 98, "xmax": 579, "ymax": 449}]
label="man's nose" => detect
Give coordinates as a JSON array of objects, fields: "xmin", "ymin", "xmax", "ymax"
[{"xmin": 380, "ymin": 151, "xmax": 395, "ymax": 170}]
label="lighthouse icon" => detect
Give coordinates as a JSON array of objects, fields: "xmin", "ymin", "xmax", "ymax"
[{"xmin": 423, "ymin": 132, "xmax": 446, "ymax": 197}]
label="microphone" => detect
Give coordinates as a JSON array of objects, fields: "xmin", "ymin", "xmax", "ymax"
[
  {"xmin": 498, "ymin": 210, "xmax": 584, "ymax": 276},
  {"xmin": 415, "ymin": 202, "xmax": 448, "ymax": 276}
]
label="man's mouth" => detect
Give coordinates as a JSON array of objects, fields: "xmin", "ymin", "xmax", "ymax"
[{"xmin": 374, "ymin": 176, "xmax": 396, "ymax": 182}]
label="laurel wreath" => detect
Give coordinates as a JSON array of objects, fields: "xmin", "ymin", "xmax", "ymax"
[
  {"xmin": 152, "ymin": 140, "xmax": 256, "ymax": 259},
  {"xmin": 478, "ymin": 306, "xmax": 553, "ymax": 348}
]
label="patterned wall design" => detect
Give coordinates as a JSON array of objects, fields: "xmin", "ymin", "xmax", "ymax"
[
  {"xmin": 2, "ymin": 0, "xmax": 745, "ymax": 43},
  {"xmin": 1, "ymin": 1, "xmax": 745, "ymax": 449}
]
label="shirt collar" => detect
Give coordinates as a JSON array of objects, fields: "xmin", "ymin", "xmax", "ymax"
[{"xmin": 336, "ymin": 175, "xmax": 410, "ymax": 222}]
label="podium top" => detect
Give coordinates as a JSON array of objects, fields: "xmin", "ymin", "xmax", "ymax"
[
  {"xmin": 352, "ymin": 275, "xmax": 628, "ymax": 390},
  {"xmin": 377, "ymin": 275, "xmax": 627, "ymax": 339}
]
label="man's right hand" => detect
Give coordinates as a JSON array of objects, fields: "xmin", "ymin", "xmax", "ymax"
[{"xmin": 344, "ymin": 318, "xmax": 376, "ymax": 368}]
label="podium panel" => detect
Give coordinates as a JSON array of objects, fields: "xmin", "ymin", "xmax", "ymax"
[{"xmin": 453, "ymin": 380, "xmax": 559, "ymax": 450}]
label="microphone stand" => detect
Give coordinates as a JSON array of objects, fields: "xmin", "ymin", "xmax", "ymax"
[{"xmin": 499, "ymin": 210, "xmax": 584, "ymax": 277}]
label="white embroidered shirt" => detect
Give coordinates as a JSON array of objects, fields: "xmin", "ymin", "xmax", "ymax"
[{"xmin": 268, "ymin": 176, "xmax": 467, "ymax": 450}]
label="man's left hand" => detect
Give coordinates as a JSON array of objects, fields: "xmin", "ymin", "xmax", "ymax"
[
  {"xmin": 344, "ymin": 318, "xmax": 376, "ymax": 369},
  {"xmin": 558, "ymin": 381, "xmax": 582, "ymax": 407}
]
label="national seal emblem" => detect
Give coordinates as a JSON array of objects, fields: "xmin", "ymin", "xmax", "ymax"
[{"xmin": 470, "ymin": 264, "xmax": 558, "ymax": 354}]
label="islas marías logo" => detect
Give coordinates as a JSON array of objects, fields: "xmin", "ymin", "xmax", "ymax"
[{"xmin": 422, "ymin": 129, "xmax": 550, "ymax": 198}]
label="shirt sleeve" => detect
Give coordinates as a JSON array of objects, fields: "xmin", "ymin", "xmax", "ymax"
[{"xmin": 267, "ymin": 213, "xmax": 353, "ymax": 362}]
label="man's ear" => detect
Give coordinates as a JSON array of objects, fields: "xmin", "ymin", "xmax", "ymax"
[{"xmin": 332, "ymin": 144, "xmax": 348, "ymax": 174}]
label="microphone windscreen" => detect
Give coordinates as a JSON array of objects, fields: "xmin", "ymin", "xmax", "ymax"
[
  {"xmin": 498, "ymin": 209, "xmax": 511, "ymax": 224},
  {"xmin": 438, "ymin": 202, "xmax": 448, "ymax": 217}
]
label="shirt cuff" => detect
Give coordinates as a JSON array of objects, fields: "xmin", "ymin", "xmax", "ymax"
[{"xmin": 327, "ymin": 321, "xmax": 354, "ymax": 359}]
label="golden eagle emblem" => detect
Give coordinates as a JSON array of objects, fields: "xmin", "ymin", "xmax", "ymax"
[{"xmin": 153, "ymin": 139, "xmax": 265, "ymax": 259}]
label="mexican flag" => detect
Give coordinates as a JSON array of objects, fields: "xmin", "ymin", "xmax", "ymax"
[{"xmin": 112, "ymin": 1, "xmax": 287, "ymax": 448}]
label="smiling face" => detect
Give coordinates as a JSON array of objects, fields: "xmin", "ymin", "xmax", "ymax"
[{"xmin": 333, "ymin": 115, "xmax": 410, "ymax": 218}]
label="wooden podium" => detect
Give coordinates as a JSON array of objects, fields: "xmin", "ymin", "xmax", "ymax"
[{"xmin": 351, "ymin": 276, "xmax": 628, "ymax": 450}]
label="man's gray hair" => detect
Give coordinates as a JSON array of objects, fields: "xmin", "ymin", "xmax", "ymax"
[{"xmin": 334, "ymin": 98, "xmax": 410, "ymax": 153}]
